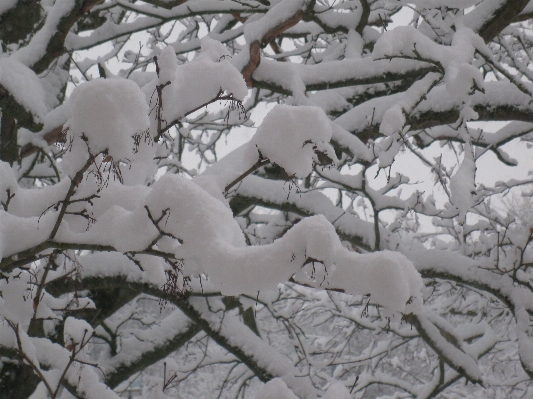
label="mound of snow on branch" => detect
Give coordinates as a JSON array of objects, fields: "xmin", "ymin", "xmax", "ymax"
[
  {"xmin": 143, "ymin": 42, "xmax": 248, "ymax": 135},
  {"xmin": 61, "ymin": 78, "xmax": 151, "ymax": 178},
  {"xmin": 143, "ymin": 175, "xmax": 422, "ymax": 313},
  {"xmin": 251, "ymin": 104, "xmax": 338, "ymax": 178}
]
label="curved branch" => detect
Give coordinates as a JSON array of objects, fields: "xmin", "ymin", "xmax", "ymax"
[{"xmin": 355, "ymin": 0, "xmax": 370, "ymax": 36}]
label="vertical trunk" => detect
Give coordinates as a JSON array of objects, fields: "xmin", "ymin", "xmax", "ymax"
[{"xmin": 0, "ymin": 113, "xmax": 18, "ymax": 165}]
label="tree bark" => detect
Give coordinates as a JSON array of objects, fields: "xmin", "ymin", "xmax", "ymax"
[{"xmin": 0, "ymin": 112, "xmax": 18, "ymax": 165}]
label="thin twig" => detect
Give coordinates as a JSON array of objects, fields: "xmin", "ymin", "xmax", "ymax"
[{"xmin": 224, "ymin": 157, "xmax": 270, "ymax": 194}]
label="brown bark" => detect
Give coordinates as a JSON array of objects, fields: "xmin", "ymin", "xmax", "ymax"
[{"xmin": 242, "ymin": 9, "xmax": 305, "ymax": 87}]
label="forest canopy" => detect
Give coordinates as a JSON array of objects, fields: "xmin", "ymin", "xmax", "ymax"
[{"xmin": 2, "ymin": 1, "xmax": 533, "ymax": 398}]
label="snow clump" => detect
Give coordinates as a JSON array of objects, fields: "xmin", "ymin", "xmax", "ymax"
[
  {"xmin": 61, "ymin": 78, "xmax": 150, "ymax": 177},
  {"xmin": 255, "ymin": 378, "xmax": 299, "ymax": 399},
  {"xmin": 250, "ymin": 104, "xmax": 338, "ymax": 177},
  {"xmin": 64, "ymin": 316, "xmax": 94, "ymax": 347},
  {"xmin": 143, "ymin": 43, "xmax": 248, "ymax": 136},
  {"xmin": 450, "ymin": 143, "xmax": 476, "ymax": 224}
]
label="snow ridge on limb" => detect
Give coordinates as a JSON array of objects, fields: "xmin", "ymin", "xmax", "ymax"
[
  {"xmin": 407, "ymin": 312, "xmax": 483, "ymax": 385},
  {"xmin": 102, "ymin": 310, "xmax": 202, "ymax": 389},
  {"xmin": 251, "ymin": 57, "xmax": 439, "ymax": 95},
  {"xmin": 0, "ymin": 58, "xmax": 47, "ymax": 129},
  {"xmin": 334, "ymin": 80, "xmax": 533, "ymax": 144},
  {"xmin": 464, "ymin": 0, "xmax": 531, "ymax": 43}
]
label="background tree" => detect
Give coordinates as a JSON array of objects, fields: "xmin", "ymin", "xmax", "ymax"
[{"xmin": 2, "ymin": 0, "xmax": 533, "ymax": 398}]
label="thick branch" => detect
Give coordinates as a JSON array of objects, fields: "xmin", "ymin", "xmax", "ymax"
[
  {"xmin": 48, "ymin": 276, "xmax": 278, "ymax": 383},
  {"xmin": 355, "ymin": 0, "xmax": 370, "ymax": 35},
  {"xmin": 0, "ymin": 83, "xmax": 43, "ymax": 133},
  {"xmin": 243, "ymin": 41, "xmax": 262, "ymax": 87},
  {"xmin": 0, "ymin": 112, "xmax": 18, "ymax": 165},
  {"xmin": 242, "ymin": 7, "xmax": 305, "ymax": 86},
  {"xmin": 29, "ymin": 1, "xmax": 104, "ymax": 74},
  {"xmin": 465, "ymin": 0, "xmax": 530, "ymax": 43},
  {"xmin": 406, "ymin": 314, "xmax": 483, "ymax": 385},
  {"xmin": 0, "ymin": 240, "xmax": 179, "ymax": 275},
  {"xmin": 106, "ymin": 322, "xmax": 201, "ymax": 388}
]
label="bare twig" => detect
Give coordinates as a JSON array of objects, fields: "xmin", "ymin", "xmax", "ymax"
[
  {"xmin": 224, "ymin": 157, "xmax": 271, "ymax": 194},
  {"xmin": 49, "ymin": 156, "xmax": 94, "ymax": 240}
]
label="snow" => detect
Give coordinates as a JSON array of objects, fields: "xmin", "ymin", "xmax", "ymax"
[
  {"xmin": 255, "ymin": 378, "xmax": 299, "ymax": 399},
  {"xmin": 243, "ymin": 0, "xmax": 308, "ymax": 44},
  {"xmin": 0, "ymin": 161, "xmax": 71, "ymax": 218},
  {"xmin": 199, "ymin": 36, "xmax": 232, "ymax": 62},
  {"xmin": 380, "ymin": 72, "xmax": 441, "ymax": 137},
  {"xmin": 380, "ymin": 105, "xmax": 405, "ymax": 137},
  {"xmin": 322, "ymin": 382, "xmax": 351, "ymax": 399},
  {"xmin": 449, "ymin": 142, "xmax": 476, "ymax": 224},
  {"xmin": 0, "ymin": 211, "xmax": 55, "ymax": 261},
  {"xmin": 11, "ymin": 0, "xmax": 76, "ymax": 68},
  {"xmin": 408, "ymin": 0, "xmax": 478, "ymax": 8},
  {"xmin": 142, "ymin": 177, "xmax": 423, "ymax": 312},
  {"xmin": 0, "ymin": 57, "xmax": 48, "ymax": 120},
  {"xmin": 345, "ymin": 29, "xmax": 364, "ymax": 60},
  {"xmin": 64, "ymin": 252, "xmax": 167, "ymax": 287},
  {"xmin": 415, "ymin": 312, "xmax": 483, "ymax": 383},
  {"xmin": 155, "ymin": 46, "xmax": 177, "ymax": 84},
  {"xmin": 142, "ymin": 43, "xmax": 247, "ymax": 135},
  {"xmin": 252, "ymin": 56, "xmax": 435, "ymax": 96},
  {"xmin": 64, "ymin": 78, "xmax": 149, "ymax": 155},
  {"xmin": 19, "ymin": 327, "xmax": 40, "ymax": 368},
  {"xmin": 62, "ymin": 78, "xmax": 151, "ymax": 177},
  {"xmin": 250, "ymin": 105, "xmax": 337, "ymax": 178},
  {"xmin": 203, "ymin": 216, "xmax": 335, "ymax": 295},
  {"xmin": 63, "ymin": 317, "xmax": 93, "ymax": 347},
  {"xmin": 146, "ymin": 173, "xmax": 246, "ymax": 253},
  {"xmin": 63, "ymin": 203, "xmax": 158, "ymax": 252},
  {"xmin": 46, "ymin": 164, "xmax": 425, "ymax": 313},
  {"xmin": 372, "ymin": 26, "xmax": 484, "ymax": 102},
  {"xmin": 5, "ymin": 1, "xmax": 533, "ymax": 397},
  {"xmin": 0, "ymin": 273, "xmax": 34, "ymax": 328},
  {"xmin": 330, "ymin": 250, "xmax": 423, "ymax": 314}
]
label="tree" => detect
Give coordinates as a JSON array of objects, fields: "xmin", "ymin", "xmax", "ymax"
[{"xmin": 2, "ymin": 0, "xmax": 533, "ymax": 398}]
